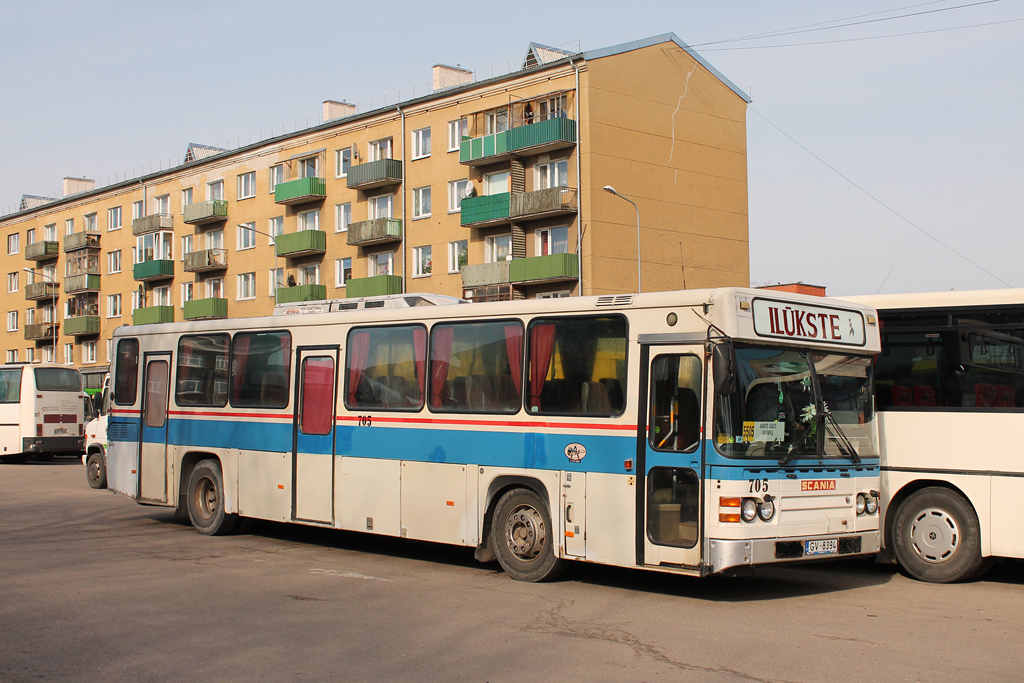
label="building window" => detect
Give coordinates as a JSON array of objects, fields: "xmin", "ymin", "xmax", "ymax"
[
  {"xmin": 107, "ymin": 293, "xmax": 122, "ymax": 318},
  {"xmin": 207, "ymin": 180, "xmax": 224, "ymax": 201},
  {"xmin": 205, "ymin": 228, "xmax": 224, "ymax": 250},
  {"xmin": 25, "ymin": 347, "xmax": 35, "ymax": 363},
  {"xmin": 6, "ymin": 311, "xmax": 17, "ymax": 332},
  {"xmin": 64, "ymin": 344, "xmax": 74, "ymax": 365},
  {"xmin": 486, "ymin": 235, "xmax": 512, "ymax": 263},
  {"xmin": 132, "ymin": 200, "xmax": 144, "ymax": 220},
  {"xmin": 298, "ymin": 210, "xmax": 319, "ymax": 232},
  {"xmin": 412, "ymin": 187, "xmax": 431, "ymax": 219},
  {"xmin": 369, "ymin": 252, "xmax": 393, "ymax": 277},
  {"xmin": 181, "ymin": 188, "xmax": 193, "ymax": 208},
  {"xmin": 369, "ymin": 195, "xmax": 392, "ymax": 220},
  {"xmin": 538, "ymin": 227, "xmax": 569, "ymax": 256},
  {"xmin": 153, "ymin": 286, "xmax": 171, "ymax": 307},
  {"xmin": 44, "ymin": 223, "xmax": 57, "ymax": 241},
  {"xmin": 335, "ymin": 258, "xmax": 352, "ymax": 287},
  {"xmin": 5, "ymin": 350, "xmax": 16, "ymax": 363},
  {"xmin": 539, "ymin": 94, "xmax": 568, "ymax": 121},
  {"xmin": 299, "ymin": 264, "xmax": 319, "ymax": 285},
  {"xmin": 448, "ymin": 118, "xmax": 468, "ymax": 152},
  {"xmin": 335, "ymin": 148, "xmax": 351, "ymax": 177},
  {"xmin": 155, "ymin": 195, "xmax": 170, "ymax": 215},
  {"xmin": 181, "ymin": 235, "xmax": 193, "ymax": 260},
  {"xmin": 135, "ymin": 231, "xmax": 173, "ymax": 262},
  {"xmin": 237, "ymin": 171, "xmax": 256, "ymax": 199},
  {"xmin": 368, "ymin": 138, "xmax": 392, "ymax": 162},
  {"xmin": 107, "ymin": 250, "xmax": 122, "ymax": 274},
  {"xmin": 43, "ymin": 346, "xmax": 54, "ymax": 363},
  {"xmin": 206, "ymin": 278, "xmax": 224, "ymax": 299},
  {"xmin": 411, "ymin": 127, "xmax": 431, "ymax": 159},
  {"xmin": 7, "ymin": 234, "xmax": 19, "ymax": 255},
  {"xmin": 335, "ymin": 203, "xmax": 351, "ymax": 232},
  {"xmin": 299, "ymin": 156, "xmax": 318, "ymax": 178},
  {"xmin": 536, "ymin": 291, "xmax": 571, "ymax": 299},
  {"xmin": 269, "ymin": 267, "xmax": 283, "ymax": 296},
  {"xmin": 130, "ymin": 289, "xmax": 142, "ymax": 312},
  {"xmin": 65, "ymin": 218, "xmax": 75, "ymax": 235},
  {"xmin": 448, "ymin": 180, "xmax": 472, "ymax": 213},
  {"xmin": 237, "ymin": 223, "xmax": 256, "ymax": 250},
  {"xmin": 268, "ymin": 216, "xmax": 284, "ymax": 245},
  {"xmin": 413, "ymin": 246, "xmax": 432, "ymax": 277},
  {"xmin": 538, "ymin": 159, "xmax": 569, "ymax": 189},
  {"xmin": 26, "ymin": 228, "xmax": 36, "ymax": 245},
  {"xmin": 237, "ymin": 272, "xmax": 256, "ymax": 300},
  {"xmin": 82, "ymin": 341, "xmax": 97, "ymax": 364},
  {"xmin": 25, "ymin": 308, "xmax": 34, "ymax": 325},
  {"xmin": 7, "ymin": 272, "xmax": 18, "ymax": 293},
  {"xmin": 448, "ymin": 240, "xmax": 468, "ymax": 273},
  {"xmin": 269, "ymin": 165, "xmax": 284, "ymax": 192},
  {"xmin": 84, "ymin": 213, "xmax": 97, "ymax": 232},
  {"xmin": 107, "ymin": 206, "xmax": 122, "ymax": 231},
  {"xmin": 181, "ymin": 282, "xmax": 194, "ymax": 303},
  {"xmin": 484, "ymin": 171, "xmax": 509, "ymax": 195},
  {"xmin": 485, "ymin": 108, "xmax": 508, "ymax": 135}
]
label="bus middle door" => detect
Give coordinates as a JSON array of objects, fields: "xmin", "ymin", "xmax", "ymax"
[
  {"xmin": 139, "ymin": 353, "xmax": 171, "ymax": 504},
  {"xmin": 639, "ymin": 345, "xmax": 705, "ymax": 569},
  {"xmin": 291, "ymin": 347, "xmax": 339, "ymax": 525}
]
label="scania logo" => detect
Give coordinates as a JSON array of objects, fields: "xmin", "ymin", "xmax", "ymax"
[{"xmin": 565, "ymin": 443, "xmax": 587, "ymax": 463}]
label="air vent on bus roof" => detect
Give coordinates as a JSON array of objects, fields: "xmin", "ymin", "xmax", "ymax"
[{"xmin": 596, "ymin": 295, "xmax": 635, "ymax": 308}]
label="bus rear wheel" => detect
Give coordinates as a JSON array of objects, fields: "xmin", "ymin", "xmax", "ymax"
[
  {"xmin": 86, "ymin": 452, "xmax": 107, "ymax": 489},
  {"xmin": 186, "ymin": 459, "xmax": 238, "ymax": 536},
  {"xmin": 491, "ymin": 488, "xmax": 564, "ymax": 582},
  {"xmin": 893, "ymin": 487, "xmax": 984, "ymax": 583}
]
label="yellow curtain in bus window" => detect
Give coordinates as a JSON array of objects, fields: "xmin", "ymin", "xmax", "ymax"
[{"xmin": 742, "ymin": 421, "xmax": 784, "ymax": 443}]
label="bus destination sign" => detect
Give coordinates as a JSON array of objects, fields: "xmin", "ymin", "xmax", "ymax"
[{"xmin": 752, "ymin": 299, "xmax": 865, "ymax": 347}]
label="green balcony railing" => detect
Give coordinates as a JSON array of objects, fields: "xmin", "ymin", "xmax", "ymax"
[
  {"xmin": 132, "ymin": 306, "xmax": 175, "ymax": 326},
  {"xmin": 183, "ymin": 297, "xmax": 228, "ymax": 320},
  {"xmin": 25, "ymin": 241, "xmax": 59, "ymax": 260},
  {"xmin": 274, "ymin": 177, "xmax": 326, "ymax": 205},
  {"xmin": 345, "ymin": 275, "xmax": 403, "ymax": 298},
  {"xmin": 275, "ymin": 284, "xmax": 327, "ymax": 305},
  {"xmin": 460, "ymin": 260, "xmax": 511, "ymax": 288},
  {"xmin": 133, "ymin": 259, "xmax": 175, "ymax": 281},
  {"xmin": 64, "ymin": 316, "xmax": 101, "ymax": 337},
  {"xmin": 64, "ymin": 274, "xmax": 101, "ymax": 294},
  {"xmin": 345, "ymin": 159, "xmax": 403, "ymax": 190},
  {"xmin": 275, "ymin": 230, "xmax": 327, "ymax": 257},
  {"xmin": 509, "ymin": 253, "xmax": 579, "ymax": 284},
  {"xmin": 63, "ymin": 232, "xmax": 101, "ymax": 252},
  {"xmin": 507, "ymin": 117, "xmax": 577, "ymax": 153},
  {"xmin": 460, "ymin": 193, "xmax": 510, "ymax": 227},
  {"xmin": 347, "ymin": 218, "xmax": 403, "ymax": 246},
  {"xmin": 183, "ymin": 200, "xmax": 229, "ymax": 225},
  {"xmin": 459, "ymin": 130, "xmax": 510, "ymax": 165},
  {"xmin": 25, "ymin": 323, "xmax": 58, "ymax": 341},
  {"xmin": 25, "ymin": 281, "xmax": 59, "ymax": 301},
  {"xmin": 132, "ymin": 213, "xmax": 173, "ymax": 235}
]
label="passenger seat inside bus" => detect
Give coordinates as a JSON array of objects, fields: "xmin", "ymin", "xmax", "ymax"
[{"xmin": 581, "ymin": 381, "xmax": 611, "ymax": 414}]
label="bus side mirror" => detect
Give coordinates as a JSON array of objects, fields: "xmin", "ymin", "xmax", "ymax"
[{"xmin": 713, "ymin": 343, "xmax": 736, "ymax": 396}]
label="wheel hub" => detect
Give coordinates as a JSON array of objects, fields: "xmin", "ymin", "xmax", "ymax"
[
  {"xmin": 196, "ymin": 477, "xmax": 218, "ymax": 520},
  {"xmin": 910, "ymin": 507, "xmax": 959, "ymax": 563},
  {"xmin": 505, "ymin": 504, "xmax": 546, "ymax": 561}
]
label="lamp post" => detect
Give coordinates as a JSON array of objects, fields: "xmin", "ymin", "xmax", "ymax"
[
  {"xmin": 602, "ymin": 186, "xmax": 641, "ymax": 293},
  {"xmin": 24, "ymin": 267, "xmax": 57, "ymax": 354}
]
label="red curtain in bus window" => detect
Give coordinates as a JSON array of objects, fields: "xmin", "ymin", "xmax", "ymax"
[
  {"xmin": 347, "ymin": 331, "xmax": 370, "ymax": 406},
  {"xmin": 231, "ymin": 335, "xmax": 251, "ymax": 402},
  {"xmin": 300, "ymin": 357, "xmax": 335, "ymax": 435},
  {"xmin": 429, "ymin": 326, "xmax": 455, "ymax": 408},
  {"xmin": 504, "ymin": 323, "xmax": 523, "ymax": 396},
  {"xmin": 413, "ymin": 327, "xmax": 426, "ymax": 402},
  {"xmin": 528, "ymin": 323, "xmax": 555, "ymax": 411}
]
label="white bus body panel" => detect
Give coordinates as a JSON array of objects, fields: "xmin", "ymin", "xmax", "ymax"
[
  {"xmin": 400, "ymin": 461, "xmax": 473, "ymax": 546},
  {"xmin": 108, "ymin": 436, "xmax": 138, "ymax": 498},
  {"xmin": 295, "ymin": 451, "xmax": 333, "ymax": 523},
  {"xmin": 339, "ymin": 457, "xmax": 401, "ymax": 536},
  {"xmin": 238, "ymin": 450, "xmax": 290, "ymax": 522}
]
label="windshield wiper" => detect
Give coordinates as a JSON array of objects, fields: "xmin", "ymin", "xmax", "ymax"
[
  {"xmin": 778, "ymin": 410, "xmax": 822, "ymax": 466},
  {"xmin": 823, "ymin": 407, "xmax": 860, "ymax": 464}
]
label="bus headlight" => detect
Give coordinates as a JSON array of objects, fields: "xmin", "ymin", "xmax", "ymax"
[
  {"xmin": 741, "ymin": 498, "xmax": 758, "ymax": 522},
  {"xmin": 758, "ymin": 496, "xmax": 776, "ymax": 522},
  {"xmin": 856, "ymin": 493, "xmax": 867, "ymax": 515},
  {"xmin": 865, "ymin": 493, "xmax": 879, "ymax": 515}
]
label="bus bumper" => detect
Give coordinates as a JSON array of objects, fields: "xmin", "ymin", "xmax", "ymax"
[
  {"xmin": 708, "ymin": 531, "xmax": 880, "ymax": 573},
  {"xmin": 22, "ymin": 436, "xmax": 85, "ymax": 455}
]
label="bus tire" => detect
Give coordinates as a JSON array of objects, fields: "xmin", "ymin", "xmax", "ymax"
[
  {"xmin": 186, "ymin": 459, "xmax": 238, "ymax": 536},
  {"xmin": 86, "ymin": 452, "xmax": 107, "ymax": 489},
  {"xmin": 491, "ymin": 488, "xmax": 564, "ymax": 582},
  {"xmin": 893, "ymin": 487, "xmax": 983, "ymax": 583}
]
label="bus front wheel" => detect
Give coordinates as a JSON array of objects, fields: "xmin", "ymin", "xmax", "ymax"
[
  {"xmin": 893, "ymin": 487, "xmax": 984, "ymax": 583},
  {"xmin": 186, "ymin": 459, "xmax": 238, "ymax": 536},
  {"xmin": 491, "ymin": 488, "xmax": 564, "ymax": 582},
  {"xmin": 86, "ymin": 452, "xmax": 107, "ymax": 489}
]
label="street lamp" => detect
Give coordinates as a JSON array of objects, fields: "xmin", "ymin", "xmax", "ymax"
[
  {"xmin": 24, "ymin": 267, "xmax": 58, "ymax": 353},
  {"xmin": 602, "ymin": 186, "xmax": 641, "ymax": 293}
]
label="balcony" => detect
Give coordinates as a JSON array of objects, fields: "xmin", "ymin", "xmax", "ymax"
[
  {"xmin": 183, "ymin": 200, "xmax": 228, "ymax": 225},
  {"xmin": 25, "ymin": 241, "xmax": 59, "ymax": 261},
  {"xmin": 460, "ymin": 260, "xmax": 510, "ymax": 288},
  {"xmin": 347, "ymin": 218, "xmax": 402, "ymax": 247},
  {"xmin": 132, "ymin": 213, "xmax": 173, "ymax": 236},
  {"xmin": 133, "ymin": 259, "xmax": 175, "ymax": 281},
  {"xmin": 24, "ymin": 323, "xmax": 58, "ymax": 341},
  {"xmin": 275, "ymin": 284, "xmax": 327, "ymax": 305},
  {"xmin": 346, "ymin": 159, "xmax": 402, "ymax": 190},
  {"xmin": 509, "ymin": 253, "xmax": 578, "ymax": 285},
  {"xmin": 274, "ymin": 177, "xmax": 326, "ymax": 205},
  {"xmin": 275, "ymin": 230, "xmax": 327, "ymax": 258},
  {"xmin": 64, "ymin": 274, "xmax": 101, "ymax": 294},
  {"xmin": 345, "ymin": 275, "xmax": 403, "ymax": 298},
  {"xmin": 63, "ymin": 232, "xmax": 101, "ymax": 252},
  {"xmin": 460, "ymin": 193, "xmax": 511, "ymax": 228},
  {"xmin": 460, "ymin": 118, "xmax": 577, "ymax": 166},
  {"xmin": 25, "ymin": 281, "xmax": 59, "ymax": 301},
  {"xmin": 64, "ymin": 316, "xmax": 101, "ymax": 337},
  {"xmin": 510, "ymin": 186, "xmax": 578, "ymax": 220},
  {"xmin": 183, "ymin": 248, "xmax": 228, "ymax": 273},
  {"xmin": 183, "ymin": 297, "xmax": 228, "ymax": 321},
  {"xmin": 132, "ymin": 306, "xmax": 175, "ymax": 326}
]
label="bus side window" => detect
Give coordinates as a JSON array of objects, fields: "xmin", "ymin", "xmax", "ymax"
[
  {"xmin": 428, "ymin": 320, "xmax": 523, "ymax": 414},
  {"xmin": 650, "ymin": 355, "xmax": 702, "ymax": 452},
  {"xmin": 345, "ymin": 325, "xmax": 426, "ymax": 411},
  {"xmin": 230, "ymin": 331, "xmax": 291, "ymax": 409},
  {"xmin": 114, "ymin": 338, "xmax": 140, "ymax": 405}
]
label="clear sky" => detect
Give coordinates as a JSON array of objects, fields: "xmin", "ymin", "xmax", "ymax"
[{"xmin": 1, "ymin": 0, "xmax": 1020, "ymax": 296}]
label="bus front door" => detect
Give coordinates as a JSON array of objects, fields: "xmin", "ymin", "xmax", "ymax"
[
  {"xmin": 138, "ymin": 354, "xmax": 171, "ymax": 504},
  {"xmin": 292, "ymin": 347, "xmax": 339, "ymax": 524},
  {"xmin": 640, "ymin": 346, "xmax": 704, "ymax": 569}
]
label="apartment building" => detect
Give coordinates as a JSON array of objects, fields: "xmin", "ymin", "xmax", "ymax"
[{"xmin": 0, "ymin": 33, "xmax": 750, "ymax": 376}]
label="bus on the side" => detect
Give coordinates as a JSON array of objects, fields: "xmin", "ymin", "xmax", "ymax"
[
  {"xmin": 0, "ymin": 363, "xmax": 86, "ymax": 464},
  {"xmin": 844, "ymin": 289, "xmax": 1024, "ymax": 582},
  {"xmin": 106, "ymin": 288, "xmax": 881, "ymax": 581}
]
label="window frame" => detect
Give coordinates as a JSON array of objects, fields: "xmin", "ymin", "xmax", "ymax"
[
  {"xmin": 411, "ymin": 127, "xmax": 431, "ymax": 160},
  {"xmin": 344, "ymin": 324, "xmax": 427, "ymax": 412}
]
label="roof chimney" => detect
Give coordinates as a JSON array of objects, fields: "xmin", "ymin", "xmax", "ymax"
[
  {"xmin": 323, "ymin": 100, "xmax": 357, "ymax": 122},
  {"xmin": 63, "ymin": 177, "xmax": 95, "ymax": 197},
  {"xmin": 432, "ymin": 64, "xmax": 472, "ymax": 91}
]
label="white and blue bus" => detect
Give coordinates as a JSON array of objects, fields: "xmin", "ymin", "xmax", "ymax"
[
  {"xmin": 106, "ymin": 288, "xmax": 881, "ymax": 581},
  {"xmin": 0, "ymin": 362, "xmax": 85, "ymax": 463}
]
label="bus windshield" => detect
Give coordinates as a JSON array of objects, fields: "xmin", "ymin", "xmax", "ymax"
[
  {"xmin": 34, "ymin": 367, "xmax": 83, "ymax": 392},
  {"xmin": 715, "ymin": 346, "xmax": 877, "ymax": 461}
]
